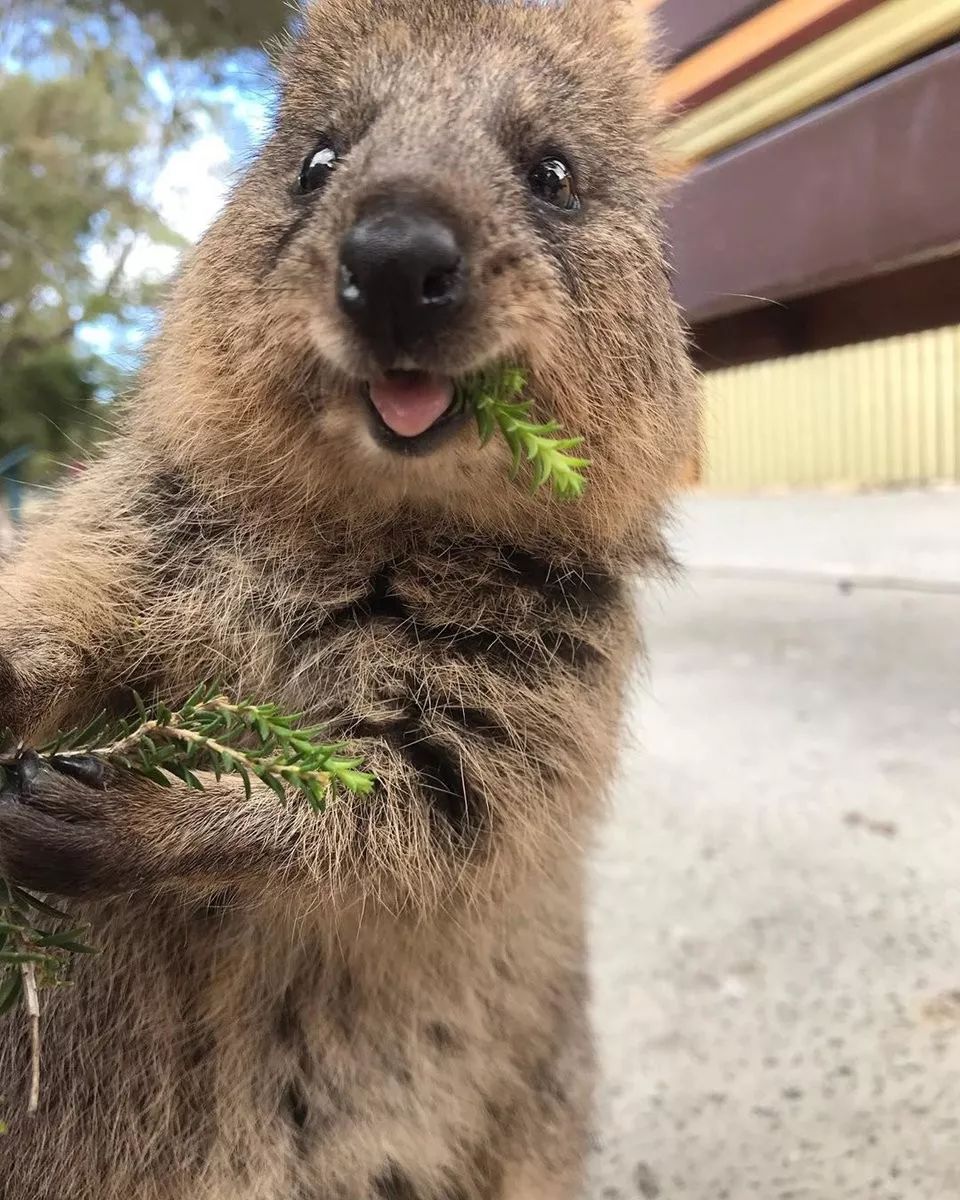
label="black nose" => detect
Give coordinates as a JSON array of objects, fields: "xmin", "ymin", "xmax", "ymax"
[{"xmin": 338, "ymin": 204, "xmax": 466, "ymax": 363}]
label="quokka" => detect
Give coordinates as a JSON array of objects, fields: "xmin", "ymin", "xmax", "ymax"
[{"xmin": 0, "ymin": 1, "xmax": 695, "ymax": 1196}]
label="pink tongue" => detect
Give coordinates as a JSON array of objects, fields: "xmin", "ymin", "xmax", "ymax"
[{"xmin": 369, "ymin": 374, "xmax": 454, "ymax": 438}]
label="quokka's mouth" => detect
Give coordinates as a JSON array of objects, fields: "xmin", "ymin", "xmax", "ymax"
[{"xmin": 363, "ymin": 371, "xmax": 469, "ymax": 456}]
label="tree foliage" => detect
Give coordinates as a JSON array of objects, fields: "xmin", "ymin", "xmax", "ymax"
[
  {"xmin": 123, "ymin": 0, "xmax": 289, "ymax": 55},
  {"xmin": 73, "ymin": 0, "xmax": 291, "ymax": 56},
  {"xmin": 0, "ymin": 0, "xmax": 282, "ymax": 482}
]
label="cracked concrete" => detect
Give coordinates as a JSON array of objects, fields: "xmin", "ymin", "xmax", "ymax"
[{"xmin": 587, "ymin": 490, "xmax": 960, "ymax": 1200}]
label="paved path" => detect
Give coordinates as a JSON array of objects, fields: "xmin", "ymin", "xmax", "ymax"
[
  {"xmin": 671, "ymin": 488, "xmax": 960, "ymax": 590},
  {"xmin": 587, "ymin": 491, "xmax": 960, "ymax": 1199}
]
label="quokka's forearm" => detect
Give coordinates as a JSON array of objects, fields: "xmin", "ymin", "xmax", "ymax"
[
  {"xmin": 0, "ymin": 467, "xmax": 149, "ymax": 741},
  {"xmin": 0, "ymin": 726, "xmax": 501, "ymax": 907}
]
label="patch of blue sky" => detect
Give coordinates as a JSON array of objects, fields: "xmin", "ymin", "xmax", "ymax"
[{"xmin": 76, "ymin": 58, "xmax": 273, "ymax": 368}]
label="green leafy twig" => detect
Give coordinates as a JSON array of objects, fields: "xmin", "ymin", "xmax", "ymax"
[
  {"xmin": 0, "ymin": 686, "xmax": 373, "ymax": 1119},
  {"xmin": 0, "ymin": 879, "xmax": 94, "ymax": 1122},
  {"xmin": 39, "ymin": 684, "xmax": 376, "ymax": 811},
  {"xmin": 456, "ymin": 366, "xmax": 590, "ymax": 499}
]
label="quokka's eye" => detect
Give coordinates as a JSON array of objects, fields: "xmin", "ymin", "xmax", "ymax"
[
  {"xmin": 299, "ymin": 139, "xmax": 340, "ymax": 194},
  {"xmin": 528, "ymin": 156, "xmax": 580, "ymax": 213}
]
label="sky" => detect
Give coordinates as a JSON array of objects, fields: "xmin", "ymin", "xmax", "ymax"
[
  {"xmin": 6, "ymin": 6, "xmax": 270, "ymax": 300},
  {"xmin": 1, "ymin": 6, "xmax": 273, "ymax": 370},
  {"xmin": 79, "ymin": 75, "xmax": 271, "ymax": 364},
  {"xmin": 146, "ymin": 80, "xmax": 271, "ymax": 245}
]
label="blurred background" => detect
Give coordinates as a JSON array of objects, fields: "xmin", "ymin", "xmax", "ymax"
[
  {"xmin": 0, "ymin": 0, "xmax": 277, "ymax": 538},
  {"xmin": 595, "ymin": 6, "xmax": 960, "ymax": 1199},
  {"xmin": 2, "ymin": 1, "xmax": 959, "ymax": 1197},
  {"xmin": 662, "ymin": 0, "xmax": 959, "ymax": 493}
]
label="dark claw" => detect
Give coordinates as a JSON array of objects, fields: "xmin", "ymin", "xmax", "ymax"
[
  {"xmin": 13, "ymin": 749, "xmax": 44, "ymax": 793},
  {"xmin": 48, "ymin": 754, "xmax": 108, "ymax": 791}
]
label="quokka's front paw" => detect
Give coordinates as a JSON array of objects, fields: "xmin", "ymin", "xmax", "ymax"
[{"xmin": 0, "ymin": 751, "xmax": 159, "ymax": 898}]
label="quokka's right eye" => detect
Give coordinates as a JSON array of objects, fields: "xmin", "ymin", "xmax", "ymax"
[
  {"xmin": 528, "ymin": 155, "xmax": 581, "ymax": 213},
  {"xmin": 298, "ymin": 138, "xmax": 340, "ymax": 194}
]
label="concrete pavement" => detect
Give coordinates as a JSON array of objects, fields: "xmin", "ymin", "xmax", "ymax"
[
  {"xmin": 587, "ymin": 490, "xmax": 960, "ymax": 1199},
  {"xmin": 671, "ymin": 488, "xmax": 960, "ymax": 591}
]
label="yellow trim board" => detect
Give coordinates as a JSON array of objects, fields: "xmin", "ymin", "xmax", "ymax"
[
  {"xmin": 701, "ymin": 326, "xmax": 960, "ymax": 491},
  {"xmin": 658, "ymin": 0, "xmax": 873, "ymax": 110},
  {"xmin": 666, "ymin": 0, "xmax": 960, "ymax": 166}
]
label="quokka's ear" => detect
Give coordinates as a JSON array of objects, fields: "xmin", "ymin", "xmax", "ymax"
[
  {"xmin": 550, "ymin": 0, "xmax": 662, "ymax": 59},
  {"xmin": 612, "ymin": 0, "xmax": 667, "ymax": 71},
  {"xmin": 270, "ymin": 0, "xmax": 379, "ymax": 78},
  {"xmin": 547, "ymin": 0, "xmax": 654, "ymax": 17}
]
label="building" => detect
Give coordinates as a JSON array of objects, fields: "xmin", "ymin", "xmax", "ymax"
[{"xmin": 649, "ymin": 0, "xmax": 960, "ymax": 490}]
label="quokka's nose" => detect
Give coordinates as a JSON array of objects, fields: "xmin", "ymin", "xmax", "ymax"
[{"xmin": 337, "ymin": 203, "xmax": 466, "ymax": 363}]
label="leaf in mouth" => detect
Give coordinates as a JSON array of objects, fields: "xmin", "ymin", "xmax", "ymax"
[{"xmin": 454, "ymin": 366, "xmax": 589, "ymax": 499}]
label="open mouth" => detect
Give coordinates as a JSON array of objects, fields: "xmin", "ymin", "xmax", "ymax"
[{"xmin": 363, "ymin": 371, "xmax": 469, "ymax": 456}]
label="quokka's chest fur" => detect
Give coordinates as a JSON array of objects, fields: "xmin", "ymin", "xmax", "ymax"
[{"xmin": 129, "ymin": 469, "xmax": 635, "ymax": 861}]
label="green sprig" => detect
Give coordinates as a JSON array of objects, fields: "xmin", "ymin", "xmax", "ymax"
[
  {"xmin": 0, "ymin": 686, "xmax": 373, "ymax": 1119},
  {"xmin": 0, "ymin": 879, "xmax": 93, "ymax": 1119},
  {"xmin": 457, "ymin": 366, "xmax": 590, "ymax": 499},
  {"xmin": 37, "ymin": 683, "xmax": 376, "ymax": 812}
]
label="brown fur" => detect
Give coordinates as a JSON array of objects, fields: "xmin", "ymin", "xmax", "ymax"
[{"xmin": 0, "ymin": 1, "xmax": 695, "ymax": 1196}]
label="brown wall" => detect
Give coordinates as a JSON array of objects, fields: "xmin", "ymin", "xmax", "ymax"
[
  {"xmin": 666, "ymin": 42, "xmax": 960, "ymax": 328},
  {"xmin": 656, "ymin": 0, "xmax": 775, "ymax": 62}
]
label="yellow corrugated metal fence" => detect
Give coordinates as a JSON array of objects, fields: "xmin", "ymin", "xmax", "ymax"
[{"xmin": 702, "ymin": 325, "xmax": 960, "ymax": 490}]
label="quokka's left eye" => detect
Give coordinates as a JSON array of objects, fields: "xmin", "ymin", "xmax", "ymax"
[
  {"xmin": 528, "ymin": 156, "xmax": 581, "ymax": 213},
  {"xmin": 299, "ymin": 139, "xmax": 340, "ymax": 194}
]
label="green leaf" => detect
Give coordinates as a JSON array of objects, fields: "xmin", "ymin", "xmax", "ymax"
[
  {"xmin": 162, "ymin": 762, "xmax": 191, "ymax": 785},
  {"xmin": 10, "ymin": 889, "xmax": 70, "ymax": 921},
  {"xmin": 263, "ymin": 774, "xmax": 287, "ymax": 804},
  {"xmin": 137, "ymin": 765, "xmax": 173, "ymax": 789},
  {"xmin": 0, "ymin": 951, "xmax": 58, "ymax": 966},
  {"xmin": 303, "ymin": 779, "xmax": 326, "ymax": 811},
  {"xmin": 339, "ymin": 769, "xmax": 376, "ymax": 796},
  {"xmin": 289, "ymin": 738, "xmax": 319, "ymax": 756},
  {"xmin": 0, "ymin": 970, "xmax": 23, "ymax": 1016},
  {"xmin": 35, "ymin": 933, "xmax": 96, "ymax": 955},
  {"xmin": 35, "ymin": 926, "xmax": 89, "ymax": 946},
  {"xmin": 55, "ymin": 710, "xmax": 109, "ymax": 753},
  {"xmin": 238, "ymin": 766, "xmax": 252, "ymax": 802},
  {"xmin": 162, "ymin": 762, "xmax": 205, "ymax": 790}
]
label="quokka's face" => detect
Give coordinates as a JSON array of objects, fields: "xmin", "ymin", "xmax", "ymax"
[{"xmin": 194, "ymin": 0, "xmax": 692, "ymax": 517}]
